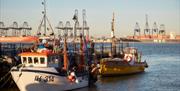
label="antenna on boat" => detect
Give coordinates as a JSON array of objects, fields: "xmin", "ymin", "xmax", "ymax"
[{"xmin": 37, "ymin": 0, "xmax": 55, "ymax": 37}]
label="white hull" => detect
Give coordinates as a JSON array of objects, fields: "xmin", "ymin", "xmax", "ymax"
[{"xmin": 11, "ymin": 67, "xmax": 89, "ymax": 91}]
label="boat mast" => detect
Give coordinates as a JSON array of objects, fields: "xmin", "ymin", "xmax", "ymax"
[
  {"xmin": 111, "ymin": 12, "xmax": 115, "ymax": 38},
  {"xmin": 111, "ymin": 12, "xmax": 116, "ymax": 57},
  {"xmin": 37, "ymin": 0, "xmax": 55, "ymax": 38},
  {"xmin": 63, "ymin": 36, "xmax": 69, "ymax": 71},
  {"xmin": 42, "ymin": 0, "xmax": 47, "ymax": 36},
  {"xmin": 72, "ymin": 9, "xmax": 78, "ymax": 51}
]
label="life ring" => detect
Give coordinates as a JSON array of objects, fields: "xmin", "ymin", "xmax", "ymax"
[{"xmin": 125, "ymin": 55, "xmax": 132, "ymax": 62}]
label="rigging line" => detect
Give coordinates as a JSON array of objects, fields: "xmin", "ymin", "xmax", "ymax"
[
  {"xmin": 0, "ymin": 71, "xmax": 10, "ymax": 82},
  {"xmin": 0, "ymin": 74, "xmax": 12, "ymax": 88},
  {"xmin": 46, "ymin": 17, "xmax": 54, "ymax": 33},
  {"xmin": 46, "ymin": 17, "xmax": 56, "ymax": 47},
  {"xmin": 37, "ymin": 16, "xmax": 44, "ymax": 34}
]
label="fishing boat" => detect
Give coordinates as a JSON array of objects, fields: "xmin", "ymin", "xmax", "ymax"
[
  {"xmin": 98, "ymin": 13, "xmax": 148, "ymax": 76},
  {"xmin": 10, "ymin": 52, "xmax": 90, "ymax": 91},
  {"xmin": 99, "ymin": 47, "xmax": 148, "ymax": 76},
  {"xmin": 10, "ymin": 0, "xmax": 98, "ymax": 90},
  {"xmin": 10, "ymin": 35, "xmax": 97, "ymax": 91}
]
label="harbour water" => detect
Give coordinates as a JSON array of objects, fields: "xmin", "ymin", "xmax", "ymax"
[
  {"xmin": 77, "ymin": 43, "xmax": 180, "ymax": 91},
  {"xmin": 1, "ymin": 43, "xmax": 180, "ymax": 91}
]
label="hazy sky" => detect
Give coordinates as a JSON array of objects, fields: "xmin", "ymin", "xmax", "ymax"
[{"xmin": 0, "ymin": 0, "xmax": 179, "ymax": 37}]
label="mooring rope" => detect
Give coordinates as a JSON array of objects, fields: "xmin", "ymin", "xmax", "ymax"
[
  {"xmin": 0, "ymin": 72, "xmax": 12, "ymax": 88},
  {"xmin": 0, "ymin": 71, "xmax": 10, "ymax": 82},
  {"xmin": 0, "ymin": 64, "xmax": 24, "ymax": 88}
]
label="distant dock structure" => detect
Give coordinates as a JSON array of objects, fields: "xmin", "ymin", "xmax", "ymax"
[
  {"xmin": 0, "ymin": 21, "xmax": 32, "ymax": 37},
  {"xmin": 127, "ymin": 14, "xmax": 180, "ymax": 43},
  {"xmin": 144, "ymin": 14, "xmax": 150, "ymax": 36},
  {"xmin": 0, "ymin": 21, "xmax": 37, "ymax": 56},
  {"xmin": 56, "ymin": 9, "xmax": 89, "ymax": 42},
  {"xmin": 134, "ymin": 22, "xmax": 140, "ymax": 36}
]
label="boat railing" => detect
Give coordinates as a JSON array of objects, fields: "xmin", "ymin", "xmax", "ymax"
[{"xmin": 93, "ymin": 42, "xmax": 130, "ymax": 59}]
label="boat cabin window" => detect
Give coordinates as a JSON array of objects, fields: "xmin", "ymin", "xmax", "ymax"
[
  {"xmin": 28, "ymin": 57, "xmax": 32, "ymax": 64},
  {"xmin": 40, "ymin": 57, "xmax": 45, "ymax": 64},
  {"xmin": 23, "ymin": 57, "xmax": 27, "ymax": 64},
  {"xmin": 21, "ymin": 56, "xmax": 47, "ymax": 67},
  {"xmin": 34, "ymin": 57, "xmax": 39, "ymax": 64}
]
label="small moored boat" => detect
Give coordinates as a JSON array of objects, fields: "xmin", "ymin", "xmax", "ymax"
[
  {"xmin": 99, "ymin": 13, "xmax": 148, "ymax": 76},
  {"xmin": 99, "ymin": 47, "xmax": 148, "ymax": 76}
]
